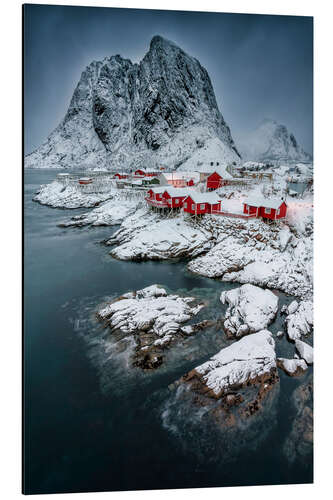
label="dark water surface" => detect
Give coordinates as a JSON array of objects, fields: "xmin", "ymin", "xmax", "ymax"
[{"xmin": 24, "ymin": 170, "xmax": 313, "ymax": 494}]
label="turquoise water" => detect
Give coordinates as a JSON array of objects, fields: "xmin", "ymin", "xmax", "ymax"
[{"xmin": 24, "ymin": 169, "xmax": 313, "ymax": 494}]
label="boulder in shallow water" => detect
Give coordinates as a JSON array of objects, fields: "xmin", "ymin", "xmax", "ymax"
[
  {"xmin": 187, "ymin": 329, "xmax": 277, "ymax": 398},
  {"xmin": 97, "ymin": 284, "xmax": 210, "ymax": 370},
  {"xmin": 277, "ymin": 357, "xmax": 308, "ymax": 377},
  {"xmin": 295, "ymin": 340, "xmax": 313, "ymax": 365},
  {"xmin": 168, "ymin": 330, "xmax": 279, "ymax": 436}
]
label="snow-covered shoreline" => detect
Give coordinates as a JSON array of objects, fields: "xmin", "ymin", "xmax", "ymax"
[
  {"xmin": 29, "ymin": 172, "xmax": 314, "ymax": 450},
  {"xmin": 33, "ymin": 180, "xmax": 115, "ymax": 209},
  {"xmin": 103, "ymin": 205, "xmax": 313, "ymax": 300},
  {"xmin": 34, "ymin": 175, "xmax": 313, "ymax": 304}
]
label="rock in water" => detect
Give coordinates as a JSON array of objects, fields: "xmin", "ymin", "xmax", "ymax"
[
  {"xmin": 220, "ymin": 284, "xmax": 279, "ymax": 338},
  {"xmin": 182, "ymin": 329, "xmax": 278, "ymax": 399},
  {"xmin": 295, "ymin": 340, "xmax": 313, "ymax": 365},
  {"xmin": 277, "ymin": 357, "xmax": 308, "ymax": 377},
  {"xmin": 25, "ymin": 36, "xmax": 240, "ymax": 171},
  {"xmin": 96, "ymin": 284, "xmax": 210, "ymax": 370},
  {"xmin": 165, "ymin": 330, "xmax": 279, "ymax": 445}
]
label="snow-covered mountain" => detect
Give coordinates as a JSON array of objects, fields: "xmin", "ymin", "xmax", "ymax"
[
  {"xmin": 25, "ymin": 35, "xmax": 241, "ymax": 171},
  {"xmin": 238, "ymin": 119, "xmax": 312, "ymax": 164}
]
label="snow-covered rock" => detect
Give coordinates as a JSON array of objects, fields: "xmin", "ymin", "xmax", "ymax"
[
  {"xmin": 33, "ymin": 180, "xmax": 114, "ymax": 209},
  {"xmin": 220, "ymin": 284, "xmax": 278, "ymax": 338},
  {"xmin": 277, "ymin": 357, "xmax": 308, "ymax": 376},
  {"xmin": 97, "ymin": 284, "xmax": 208, "ymax": 369},
  {"xmin": 59, "ymin": 194, "xmax": 139, "ymax": 227},
  {"xmin": 187, "ymin": 216, "xmax": 313, "ymax": 299},
  {"xmin": 278, "ymin": 226, "xmax": 292, "ymax": 251},
  {"xmin": 238, "ymin": 119, "xmax": 312, "ymax": 164},
  {"xmin": 106, "ymin": 209, "xmax": 214, "ymax": 261},
  {"xmin": 295, "ymin": 340, "xmax": 313, "ymax": 365},
  {"xmin": 25, "ymin": 36, "xmax": 240, "ymax": 172},
  {"xmin": 184, "ymin": 330, "xmax": 277, "ymax": 398},
  {"xmin": 100, "ymin": 205, "xmax": 312, "ymax": 299},
  {"xmin": 285, "ymin": 300, "xmax": 313, "ymax": 341}
]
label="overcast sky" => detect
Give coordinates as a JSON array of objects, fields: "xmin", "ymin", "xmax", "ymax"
[{"xmin": 24, "ymin": 5, "xmax": 313, "ymax": 155}]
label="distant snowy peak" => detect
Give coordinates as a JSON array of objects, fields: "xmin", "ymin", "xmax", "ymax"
[
  {"xmin": 239, "ymin": 119, "xmax": 312, "ymax": 164},
  {"xmin": 25, "ymin": 35, "xmax": 240, "ymax": 171}
]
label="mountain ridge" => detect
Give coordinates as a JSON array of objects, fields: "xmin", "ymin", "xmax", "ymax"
[
  {"xmin": 238, "ymin": 119, "xmax": 312, "ymax": 164},
  {"xmin": 25, "ymin": 35, "xmax": 241, "ymax": 171}
]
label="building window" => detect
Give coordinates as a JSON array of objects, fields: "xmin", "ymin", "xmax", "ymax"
[
  {"xmin": 277, "ymin": 208, "xmax": 280, "ymax": 215},
  {"xmin": 174, "ymin": 198, "xmax": 178, "ymax": 204},
  {"xmin": 200, "ymin": 204, "xmax": 205, "ymax": 209},
  {"xmin": 266, "ymin": 208, "xmax": 271, "ymax": 214},
  {"xmin": 192, "ymin": 204, "xmax": 195, "ymax": 210}
]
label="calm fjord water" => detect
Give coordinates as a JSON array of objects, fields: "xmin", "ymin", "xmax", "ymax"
[{"xmin": 24, "ymin": 170, "xmax": 312, "ymax": 494}]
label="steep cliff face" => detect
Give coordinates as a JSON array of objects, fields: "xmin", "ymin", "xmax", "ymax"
[
  {"xmin": 25, "ymin": 36, "xmax": 240, "ymax": 170},
  {"xmin": 238, "ymin": 119, "xmax": 312, "ymax": 164}
]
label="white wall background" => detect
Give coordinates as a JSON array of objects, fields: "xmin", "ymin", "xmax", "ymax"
[{"xmin": 1, "ymin": 0, "xmax": 331, "ymax": 499}]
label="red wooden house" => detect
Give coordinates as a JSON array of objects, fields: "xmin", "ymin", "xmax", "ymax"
[
  {"xmin": 243, "ymin": 197, "xmax": 287, "ymax": 220},
  {"xmin": 183, "ymin": 192, "xmax": 222, "ymax": 215},
  {"xmin": 135, "ymin": 168, "xmax": 159, "ymax": 177},
  {"xmin": 144, "ymin": 168, "xmax": 160, "ymax": 177},
  {"xmin": 134, "ymin": 168, "xmax": 146, "ymax": 177},
  {"xmin": 162, "ymin": 187, "xmax": 190, "ymax": 209},
  {"xmin": 114, "ymin": 172, "xmax": 128, "ymax": 180},
  {"xmin": 145, "ymin": 187, "xmax": 168, "ymax": 207},
  {"xmin": 206, "ymin": 171, "xmax": 231, "ymax": 190},
  {"xmin": 78, "ymin": 177, "xmax": 93, "ymax": 185}
]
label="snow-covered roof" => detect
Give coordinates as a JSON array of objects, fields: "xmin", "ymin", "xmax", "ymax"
[
  {"xmin": 79, "ymin": 177, "xmax": 93, "ymax": 181},
  {"xmin": 244, "ymin": 196, "xmax": 286, "ymax": 209},
  {"xmin": 136, "ymin": 168, "xmax": 159, "ymax": 173},
  {"xmin": 186, "ymin": 192, "xmax": 221, "ymax": 204},
  {"xmin": 163, "ymin": 187, "xmax": 191, "ymax": 197},
  {"xmin": 163, "ymin": 172, "xmax": 201, "ymax": 181},
  {"xmin": 209, "ymin": 169, "xmax": 233, "ymax": 180},
  {"xmin": 151, "ymin": 186, "xmax": 167, "ymax": 194}
]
